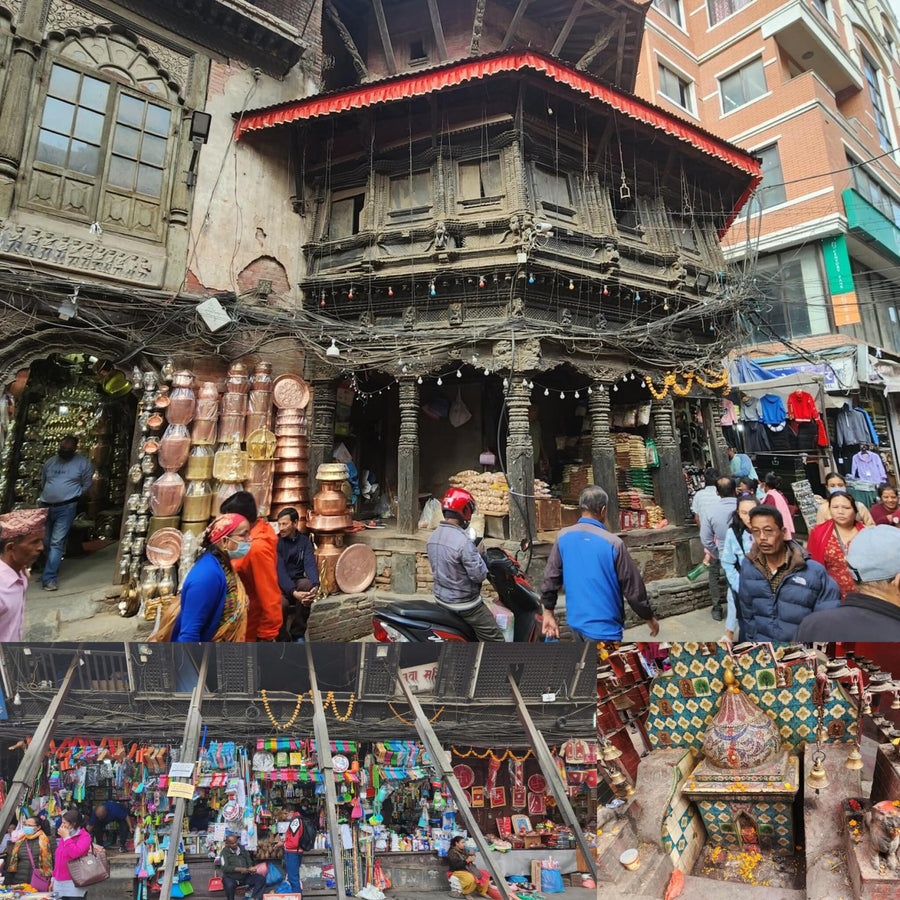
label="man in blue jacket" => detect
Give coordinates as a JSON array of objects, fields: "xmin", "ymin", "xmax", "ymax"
[
  {"xmin": 541, "ymin": 485, "xmax": 659, "ymax": 641},
  {"xmin": 737, "ymin": 505, "xmax": 839, "ymax": 641}
]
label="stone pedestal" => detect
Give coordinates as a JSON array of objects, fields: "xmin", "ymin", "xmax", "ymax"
[
  {"xmin": 871, "ymin": 743, "xmax": 900, "ymax": 804},
  {"xmin": 396, "ymin": 377, "xmax": 419, "ymax": 535},
  {"xmin": 505, "ymin": 376, "xmax": 534, "ymax": 540},
  {"xmin": 590, "ymin": 385, "xmax": 618, "ymax": 531},
  {"xmin": 652, "ymin": 397, "xmax": 690, "ymax": 526}
]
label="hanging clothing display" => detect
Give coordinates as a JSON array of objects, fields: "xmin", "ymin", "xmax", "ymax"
[
  {"xmin": 743, "ymin": 421, "xmax": 771, "ymax": 454},
  {"xmin": 850, "ymin": 450, "xmax": 887, "ymax": 483},
  {"xmin": 759, "ymin": 394, "xmax": 787, "ymax": 427},
  {"xmin": 740, "ymin": 396, "xmax": 762, "ymax": 421},
  {"xmin": 765, "ymin": 422, "xmax": 796, "ymax": 452},
  {"xmin": 786, "ymin": 390, "xmax": 828, "ymax": 448},
  {"xmin": 835, "ymin": 404, "xmax": 874, "ymax": 448}
]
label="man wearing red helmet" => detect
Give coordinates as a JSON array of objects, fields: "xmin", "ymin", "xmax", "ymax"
[{"xmin": 426, "ymin": 487, "xmax": 505, "ymax": 641}]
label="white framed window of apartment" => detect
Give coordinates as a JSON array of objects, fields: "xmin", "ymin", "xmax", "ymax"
[
  {"xmin": 652, "ymin": 0, "xmax": 682, "ymax": 27},
  {"xmin": 751, "ymin": 253, "xmax": 816, "ymax": 341},
  {"xmin": 708, "ymin": 0, "xmax": 752, "ymax": 27},
  {"xmin": 862, "ymin": 51, "xmax": 893, "ymax": 151},
  {"xmin": 658, "ymin": 62, "xmax": 695, "ymax": 114},
  {"xmin": 719, "ymin": 57, "xmax": 767, "ymax": 114},
  {"xmin": 26, "ymin": 47, "xmax": 177, "ymax": 240},
  {"xmin": 848, "ymin": 154, "xmax": 900, "ymax": 226},
  {"xmin": 753, "ymin": 144, "xmax": 787, "ymax": 210},
  {"xmin": 810, "ymin": 0, "xmax": 829, "ymax": 21}
]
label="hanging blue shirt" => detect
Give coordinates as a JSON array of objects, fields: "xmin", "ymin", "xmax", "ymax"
[{"xmin": 759, "ymin": 394, "xmax": 787, "ymax": 426}]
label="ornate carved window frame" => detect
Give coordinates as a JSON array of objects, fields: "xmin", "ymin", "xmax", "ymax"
[{"xmin": 20, "ymin": 32, "xmax": 181, "ymax": 242}]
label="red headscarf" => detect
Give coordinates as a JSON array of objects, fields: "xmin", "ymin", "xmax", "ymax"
[{"xmin": 204, "ymin": 513, "xmax": 248, "ymax": 545}]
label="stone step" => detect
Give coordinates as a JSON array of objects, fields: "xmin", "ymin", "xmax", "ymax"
[{"xmin": 679, "ymin": 873, "xmax": 806, "ymax": 900}]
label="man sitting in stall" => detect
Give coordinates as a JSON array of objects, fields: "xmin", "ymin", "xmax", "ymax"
[
  {"xmin": 220, "ymin": 833, "xmax": 266, "ymax": 900},
  {"xmin": 87, "ymin": 801, "xmax": 135, "ymax": 852}
]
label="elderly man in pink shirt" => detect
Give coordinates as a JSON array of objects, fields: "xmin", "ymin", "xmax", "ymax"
[{"xmin": 0, "ymin": 509, "xmax": 46, "ymax": 641}]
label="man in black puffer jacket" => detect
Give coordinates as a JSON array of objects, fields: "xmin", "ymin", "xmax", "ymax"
[{"xmin": 737, "ymin": 505, "xmax": 839, "ymax": 640}]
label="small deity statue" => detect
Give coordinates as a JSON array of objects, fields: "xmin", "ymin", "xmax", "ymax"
[
  {"xmin": 434, "ymin": 220, "xmax": 448, "ymax": 250},
  {"xmin": 865, "ymin": 801, "xmax": 900, "ymax": 872}
]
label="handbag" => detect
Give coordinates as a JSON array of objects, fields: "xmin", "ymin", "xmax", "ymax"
[
  {"xmin": 68, "ymin": 841, "xmax": 111, "ymax": 887},
  {"xmin": 24, "ymin": 839, "xmax": 51, "ymax": 892}
]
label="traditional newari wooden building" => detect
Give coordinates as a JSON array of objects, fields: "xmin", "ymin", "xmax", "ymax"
[{"xmin": 235, "ymin": 1, "xmax": 761, "ymax": 546}]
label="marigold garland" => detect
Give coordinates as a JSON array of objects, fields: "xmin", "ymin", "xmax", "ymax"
[
  {"xmin": 450, "ymin": 746, "xmax": 535, "ymax": 762},
  {"xmin": 324, "ymin": 691, "xmax": 356, "ymax": 722},
  {"xmin": 644, "ymin": 367, "xmax": 729, "ymax": 399},
  {"xmin": 388, "ymin": 702, "xmax": 445, "ymax": 725},
  {"xmin": 260, "ymin": 689, "xmax": 308, "ymax": 731}
]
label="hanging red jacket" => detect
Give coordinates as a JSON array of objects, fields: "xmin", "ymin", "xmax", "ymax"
[{"xmin": 788, "ymin": 390, "xmax": 828, "ymax": 446}]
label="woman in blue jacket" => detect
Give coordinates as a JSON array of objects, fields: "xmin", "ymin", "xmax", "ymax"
[
  {"xmin": 720, "ymin": 494, "xmax": 757, "ymax": 641},
  {"xmin": 152, "ymin": 513, "xmax": 251, "ymax": 642}
]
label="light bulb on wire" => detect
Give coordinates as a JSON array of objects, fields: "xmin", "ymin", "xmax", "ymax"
[
  {"xmin": 528, "ymin": 273, "xmax": 535, "ymax": 284},
  {"xmin": 559, "ymin": 391, "xmax": 565, "ymax": 400},
  {"xmin": 429, "ymin": 281, "xmax": 436, "ymax": 297},
  {"xmin": 478, "ymin": 276, "xmax": 486, "ymax": 288},
  {"xmin": 388, "ymin": 286, "xmax": 394, "ymax": 297},
  {"xmin": 568, "ymin": 279, "xmax": 575, "ymax": 290},
  {"xmin": 437, "ymin": 376, "xmax": 443, "ymax": 386},
  {"xmin": 544, "ymin": 388, "xmax": 549, "ymax": 396},
  {"xmin": 457, "ymin": 369, "xmax": 462, "ymax": 378}
]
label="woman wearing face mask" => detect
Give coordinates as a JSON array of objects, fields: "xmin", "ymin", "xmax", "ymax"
[
  {"xmin": 5, "ymin": 816, "xmax": 53, "ymax": 890},
  {"xmin": 807, "ymin": 490, "xmax": 865, "ymax": 600},
  {"xmin": 870, "ymin": 483, "xmax": 900, "ymax": 527},
  {"xmin": 720, "ymin": 494, "xmax": 757, "ymax": 641},
  {"xmin": 814, "ymin": 472, "xmax": 875, "ymax": 526},
  {"xmin": 52, "ymin": 809, "xmax": 91, "ymax": 898},
  {"xmin": 151, "ymin": 513, "xmax": 251, "ymax": 642}
]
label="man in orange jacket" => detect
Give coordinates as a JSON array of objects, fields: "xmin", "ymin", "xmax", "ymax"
[{"xmin": 220, "ymin": 491, "xmax": 282, "ymax": 641}]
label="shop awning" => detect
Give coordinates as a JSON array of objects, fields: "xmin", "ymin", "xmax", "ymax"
[{"xmin": 235, "ymin": 52, "xmax": 761, "ymax": 201}]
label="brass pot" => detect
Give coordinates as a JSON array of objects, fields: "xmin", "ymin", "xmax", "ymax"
[
  {"xmin": 307, "ymin": 512, "xmax": 353, "ymax": 532},
  {"xmin": 316, "ymin": 462, "xmax": 349, "ymax": 482},
  {"xmin": 313, "ymin": 487, "xmax": 348, "ymax": 516}
]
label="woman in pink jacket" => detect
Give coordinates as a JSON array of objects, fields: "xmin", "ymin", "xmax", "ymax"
[
  {"xmin": 53, "ymin": 809, "xmax": 92, "ymax": 898},
  {"xmin": 761, "ymin": 472, "xmax": 795, "ymax": 540}
]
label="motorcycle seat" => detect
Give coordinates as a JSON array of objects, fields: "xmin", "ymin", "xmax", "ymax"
[{"xmin": 376, "ymin": 599, "xmax": 478, "ymax": 639}]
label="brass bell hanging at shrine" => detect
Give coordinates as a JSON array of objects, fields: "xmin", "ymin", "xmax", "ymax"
[
  {"xmin": 844, "ymin": 746, "xmax": 864, "ymax": 770},
  {"xmin": 602, "ymin": 742, "xmax": 623, "ymax": 762},
  {"xmin": 806, "ymin": 751, "xmax": 830, "ymax": 794},
  {"xmin": 892, "ymin": 693, "xmax": 900, "ymax": 710},
  {"xmin": 609, "ymin": 767, "xmax": 627, "ymax": 786}
]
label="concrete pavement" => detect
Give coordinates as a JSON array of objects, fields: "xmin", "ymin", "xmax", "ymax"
[{"xmin": 624, "ymin": 604, "xmax": 726, "ymax": 642}]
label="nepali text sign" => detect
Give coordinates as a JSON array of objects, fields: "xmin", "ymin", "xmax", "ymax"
[{"xmin": 822, "ymin": 234, "xmax": 860, "ymax": 326}]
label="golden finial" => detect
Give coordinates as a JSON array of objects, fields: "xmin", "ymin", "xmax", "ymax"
[{"xmin": 723, "ymin": 659, "xmax": 740, "ymax": 693}]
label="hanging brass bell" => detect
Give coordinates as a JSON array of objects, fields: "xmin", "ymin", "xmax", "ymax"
[
  {"xmin": 622, "ymin": 783, "xmax": 635, "ymax": 798},
  {"xmin": 845, "ymin": 746, "xmax": 864, "ymax": 770},
  {"xmin": 806, "ymin": 754, "xmax": 830, "ymax": 793},
  {"xmin": 602, "ymin": 742, "xmax": 623, "ymax": 762},
  {"xmin": 892, "ymin": 694, "xmax": 900, "ymax": 710},
  {"xmin": 609, "ymin": 767, "xmax": 627, "ymax": 786},
  {"xmin": 815, "ymin": 723, "xmax": 828, "ymax": 745}
]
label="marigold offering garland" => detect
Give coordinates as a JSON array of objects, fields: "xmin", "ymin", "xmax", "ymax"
[
  {"xmin": 261, "ymin": 689, "xmax": 307, "ymax": 731},
  {"xmin": 644, "ymin": 367, "xmax": 730, "ymax": 400}
]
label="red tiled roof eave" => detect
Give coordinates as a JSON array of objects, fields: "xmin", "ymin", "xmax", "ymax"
[{"xmin": 235, "ymin": 52, "xmax": 762, "ymax": 229}]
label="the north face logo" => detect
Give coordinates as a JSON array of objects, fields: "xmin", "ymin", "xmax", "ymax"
[{"xmin": 791, "ymin": 576, "xmax": 807, "ymax": 586}]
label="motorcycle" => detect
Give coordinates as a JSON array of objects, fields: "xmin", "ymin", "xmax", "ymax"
[{"xmin": 372, "ymin": 541, "xmax": 544, "ymax": 642}]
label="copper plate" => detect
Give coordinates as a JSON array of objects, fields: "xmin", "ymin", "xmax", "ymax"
[
  {"xmin": 335, "ymin": 544, "xmax": 377, "ymax": 593},
  {"xmin": 145, "ymin": 527, "xmax": 183, "ymax": 567},
  {"xmin": 272, "ymin": 374, "xmax": 310, "ymax": 409}
]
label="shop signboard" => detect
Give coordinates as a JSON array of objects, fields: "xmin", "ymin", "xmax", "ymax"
[
  {"xmin": 823, "ymin": 234, "xmax": 861, "ymax": 326},
  {"xmin": 395, "ymin": 662, "xmax": 439, "ymax": 695},
  {"xmin": 167, "ymin": 781, "xmax": 196, "ymax": 800},
  {"xmin": 169, "ymin": 762, "xmax": 195, "ymax": 778}
]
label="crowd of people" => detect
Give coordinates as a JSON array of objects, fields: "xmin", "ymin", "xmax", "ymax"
[{"xmin": 693, "ymin": 458, "xmax": 900, "ymax": 642}]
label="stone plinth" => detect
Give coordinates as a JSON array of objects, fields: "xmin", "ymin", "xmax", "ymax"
[
  {"xmin": 843, "ymin": 799, "xmax": 900, "ymax": 900},
  {"xmin": 872, "ymin": 743, "xmax": 900, "ymax": 805}
]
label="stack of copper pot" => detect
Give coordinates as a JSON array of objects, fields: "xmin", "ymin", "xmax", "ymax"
[
  {"xmin": 218, "ymin": 362, "xmax": 249, "ymax": 444},
  {"xmin": 270, "ymin": 384, "xmax": 310, "ymax": 527},
  {"xmin": 183, "ymin": 381, "xmax": 219, "ymax": 536},
  {"xmin": 308, "ymin": 462, "xmax": 353, "ymax": 594}
]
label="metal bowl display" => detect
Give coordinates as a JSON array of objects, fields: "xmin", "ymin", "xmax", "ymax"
[{"xmin": 316, "ymin": 462, "xmax": 349, "ymax": 482}]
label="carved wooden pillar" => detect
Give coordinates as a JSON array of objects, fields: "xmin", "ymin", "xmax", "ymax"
[
  {"xmin": 652, "ymin": 396, "xmax": 690, "ymax": 525},
  {"xmin": 590, "ymin": 385, "xmax": 618, "ymax": 531},
  {"xmin": 308, "ymin": 380, "xmax": 337, "ymax": 482},
  {"xmin": 506, "ymin": 376, "xmax": 535, "ymax": 540},
  {"xmin": 707, "ymin": 396, "xmax": 729, "ymax": 475},
  {"xmin": 0, "ymin": 34, "xmax": 40, "ymax": 217},
  {"xmin": 397, "ymin": 377, "xmax": 420, "ymax": 535}
]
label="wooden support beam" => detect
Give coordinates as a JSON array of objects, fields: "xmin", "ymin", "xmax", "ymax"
[
  {"xmin": 470, "ymin": 0, "xmax": 488, "ymax": 55},
  {"xmin": 324, "ymin": 0, "xmax": 368, "ymax": 79},
  {"xmin": 371, "ymin": 0, "xmax": 397, "ymax": 75},
  {"xmin": 0, "ymin": 650, "xmax": 82, "ymax": 836},
  {"xmin": 575, "ymin": 17, "xmax": 618, "ymax": 71},
  {"xmin": 614, "ymin": 14, "xmax": 628, "ymax": 86},
  {"xmin": 397, "ymin": 675, "xmax": 513, "ymax": 900},
  {"xmin": 426, "ymin": 0, "xmax": 448, "ymax": 60},
  {"xmin": 551, "ymin": 0, "xmax": 586, "ymax": 56},
  {"xmin": 307, "ymin": 644, "xmax": 347, "ymax": 900},
  {"xmin": 500, "ymin": 0, "xmax": 531, "ymax": 51},
  {"xmin": 507, "ymin": 671, "xmax": 598, "ymax": 881}
]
